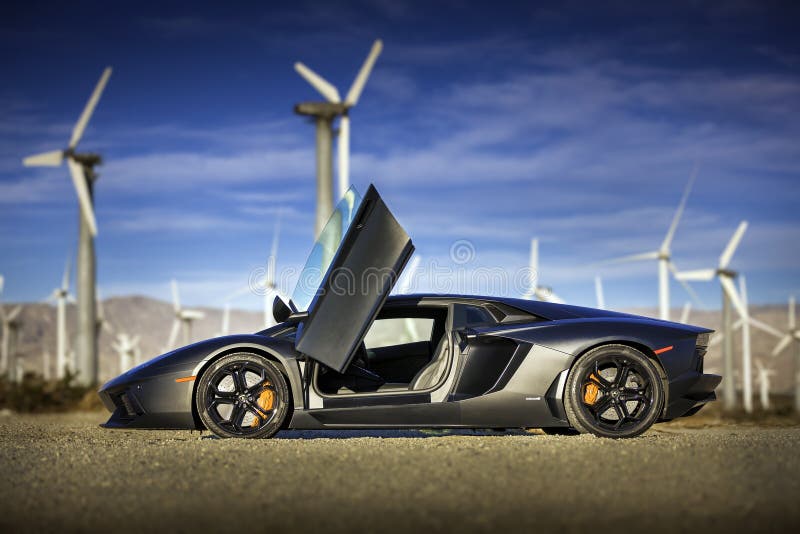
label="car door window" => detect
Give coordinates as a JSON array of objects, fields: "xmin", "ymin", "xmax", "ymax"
[
  {"xmin": 453, "ymin": 304, "xmax": 496, "ymax": 329},
  {"xmin": 363, "ymin": 318, "xmax": 434, "ymax": 349}
]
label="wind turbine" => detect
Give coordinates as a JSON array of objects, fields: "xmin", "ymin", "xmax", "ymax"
[
  {"xmin": 675, "ymin": 221, "xmax": 749, "ymax": 411},
  {"xmin": 602, "ymin": 172, "xmax": 697, "ymax": 321},
  {"xmin": 754, "ymin": 360, "xmax": 775, "ymax": 411},
  {"xmin": 22, "ymin": 67, "xmax": 113, "ymax": 386},
  {"xmin": 772, "ymin": 296, "xmax": 800, "ymax": 412},
  {"xmin": 228, "ymin": 218, "xmax": 285, "ymax": 327},
  {"xmin": 594, "ymin": 276, "xmax": 605, "ymax": 310},
  {"xmin": 165, "ymin": 280, "xmax": 205, "ymax": 351},
  {"xmin": 46, "ymin": 259, "xmax": 75, "ymax": 378},
  {"xmin": 0, "ymin": 304, "xmax": 23, "ymax": 382},
  {"xmin": 111, "ymin": 332, "xmax": 141, "ymax": 375},
  {"xmin": 524, "ymin": 238, "xmax": 564, "ymax": 303},
  {"xmin": 294, "ymin": 40, "xmax": 383, "ymax": 236}
]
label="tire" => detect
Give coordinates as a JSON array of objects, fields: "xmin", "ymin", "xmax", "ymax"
[
  {"xmin": 540, "ymin": 427, "xmax": 580, "ymax": 436},
  {"xmin": 564, "ymin": 344, "xmax": 664, "ymax": 439},
  {"xmin": 196, "ymin": 353, "xmax": 290, "ymax": 439}
]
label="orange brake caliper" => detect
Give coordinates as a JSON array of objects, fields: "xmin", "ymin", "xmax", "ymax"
[
  {"xmin": 250, "ymin": 382, "xmax": 274, "ymax": 428},
  {"xmin": 583, "ymin": 374, "xmax": 601, "ymax": 405}
]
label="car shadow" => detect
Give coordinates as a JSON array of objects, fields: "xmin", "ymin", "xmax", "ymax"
[{"xmin": 271, "ymin": 428, "xmax": 533, "ymax": 440}]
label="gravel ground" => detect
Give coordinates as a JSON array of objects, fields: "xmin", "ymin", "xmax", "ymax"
[{"xmin": 0, "ymin": 412, "xmax": 798, "ymax": 533}]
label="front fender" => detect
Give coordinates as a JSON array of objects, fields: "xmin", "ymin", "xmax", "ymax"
[{"xmin": 188, "ymin": 334, "xmax": 304, "ymax": 411}]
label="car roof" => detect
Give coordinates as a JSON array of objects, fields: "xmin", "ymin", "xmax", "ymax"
[{"xmin": 384, "ymin": 293, "xmax": 637, "ymax": 321}]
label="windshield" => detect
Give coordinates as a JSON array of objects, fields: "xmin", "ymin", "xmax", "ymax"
[{"xmin": 290, "ymin": 186, "xmax": 362, "ymax": 312}]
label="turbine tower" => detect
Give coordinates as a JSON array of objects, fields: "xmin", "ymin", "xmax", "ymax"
[
  {"xmin": 294, "ymin": 40, "xmax": 383, "ymax": 237},
  {"xmin": 754, "ymin": 360, "xmax": 774, "ymax": 411},
  {"xmin": 772, "ymin": 296, "xmax": 800, "ymax": 412},
  {"xmin": 165, "ymin": 280, "xmax": 205, "ymax": 351},
  {"xmin": 675, "ymin": 221, "xmax": 749, "ymax": 411},
  {"xmin": 602, "ymin": 171, "xmax": 697, "ymax": 320},
  {"xmin": 47, "ymin": 259, "xmax": 75, "ymax": 378},
  {"xmin": 0, "ymin": 304, "xmax": 23, "ymax": 382},
  {"xmin": 22, "ymin": 67, "xmax": 112, "ymax": 386},
  {"xmin": 524, "ymin": 238, "xmax": 564, "ymax": 303}
]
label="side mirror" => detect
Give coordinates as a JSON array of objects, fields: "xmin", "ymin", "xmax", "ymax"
[{"xmin": 272, "ymin": 295, "xmax": 292, "ymax": 324}]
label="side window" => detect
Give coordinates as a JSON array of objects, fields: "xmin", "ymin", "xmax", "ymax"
[
  {"xmin": 454, "ymin": 304, "xmax": 496, "ymax": 328},
  {"xmin": 363, "ymin": 318, "xmax": 435, "ymax": 349}
]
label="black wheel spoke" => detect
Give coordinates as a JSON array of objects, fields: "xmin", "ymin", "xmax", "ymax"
[
  {"xmin": 612, "ymin": 403, "xmax": 627, "ymax": 429},
  {"xmin": 246, "ymin": 401, "xmax": 272, "ymax": 421},
  {"xmin": 232, "ymin": 367, "xmax": 248, "ymax": 393},
  {"xmin": 209, "ymin": 398, "xmax": 235, "ymax": 410},
  {"xmin": 593, "ymin": 362, "xmax": 612, "ymax": 387},
  {"xmin": 615, "ymin": 362, "xmax": 630, "ymax": 388},
  {"xmin": 592, "ymin": 397, "xmax": 613, "ymax": 420},
  {"xmin": 210, "ymin": 384, "xmax": 236, "ymax": 398},
  {"xmin": 228, "ymin": 404, "xmax": 245, "ymax": 431}
]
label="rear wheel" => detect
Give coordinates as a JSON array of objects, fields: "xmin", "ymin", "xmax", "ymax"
[
  {"xmin": 564, "ymin": 344, "xmax": 663, "ymax": 439},
  {"xmin": 196, "ymin": 353, "xmax": 289, "ymax": 439}
]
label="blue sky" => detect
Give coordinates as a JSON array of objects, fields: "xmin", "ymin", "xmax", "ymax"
[{"xmin": 1, "ymin": 0, "xmax": 798, "ymax": 312}]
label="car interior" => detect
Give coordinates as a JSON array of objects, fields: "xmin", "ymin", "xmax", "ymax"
[{"xmin": 314, "ymin": 305, "xmax": 451, "ymax": 395}]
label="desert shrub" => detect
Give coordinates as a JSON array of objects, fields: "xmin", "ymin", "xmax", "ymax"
[{"xmin": 0, "ymin": 371, "xmax": 99, "ymax": 413}]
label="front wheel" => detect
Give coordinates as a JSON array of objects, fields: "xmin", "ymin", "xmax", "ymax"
[
  {"xmin": 196, "ymin": 353, "xmax": 290, "ymax": 439},
  {"xmin": 564, "ymin": 344, "xmax": 664, "ymax": 439}
]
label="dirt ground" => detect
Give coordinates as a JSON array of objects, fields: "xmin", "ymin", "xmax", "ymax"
[{"xmin": 0, "ymin": 410, "xmax": 798, "ymax": 533}]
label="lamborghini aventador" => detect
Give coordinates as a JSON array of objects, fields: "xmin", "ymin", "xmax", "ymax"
[{"xmin": 99, "ymin": 184, "xmax": 720, "ymax": 439}]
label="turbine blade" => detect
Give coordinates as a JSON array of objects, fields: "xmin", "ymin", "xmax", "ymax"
[
  {"xmin": 719, "ymin": 221, "xmax": 748, "ymax": 269},
  {"xmin": 294, "ymin": 62, "xmax": 341, "ymax": 103},
  {"xmin": 599, "ymin": 251, "xmax": 660, "ymax": 265},
  {"xmin": 790, "ymin": 295, "xmax": 796, "ymax": 330},
  {"xmin": 669, "ymin": 261, "xmax": 704, "ymax": 306},
  {"xmin": 529, "ymin": 238, "xmax": 539, "ymax": 273},
  {"xmin": 720, "ymin": 276, "xmax": 747, "ymax": 319},
  {"xmin": 226, "ymin": 285, "xmax": 252, "ymax": 301},
  {"xmin": 739, "ymin": 274, "xmax": 749, "ymax": 307},
  {"xmin": 8, "ymin": 305, "xmax": 22, "ymax": 321},
  {"xmin": 337, "ymin": 115, "xmax": 350, "ymax": 199},
  {"xmin": 69, "ymin": 67, "xmax": 112, "ymax": 149},
  {"xmin": 23, "ymin": 150, "xmax": 64, "ymax": 167},
  {"xmin": 661, "ymin": 166, "xmax": 696, "ymax": 253},
  {"xmin": 345, "ymin": 39, "xmax": 383, "ymax": 106},
  {"xmin": 0, "ymin": 274, "xmax": 4, "ymax": 296},
  {"xmin": 267, "ymin": 214, "xmax": 282, "ymax": 287},
  {"xmin": 594, "ymin": 276, "xmax": 605, "ymax": 310},
  {"xmin": 748, "ymin": 316, "xmax": 784, "ymax": 339},
  {"xmin": 674, "ymin": 269, "xmax": 716, "ymax": 282},
  {"xmin": 66, "ymin": 158, "xmax": 98, "ymax": 236},
  {"xmin": 772, "ymin": 335, "xmax": 792, "ymax": 357},
  {"xmin": 171, "ymin": 279, "xmax": 181, "ymax": 312},
  {"xmin": 62, "ymin": 258, "xmax": 71, "ymax": 291}
]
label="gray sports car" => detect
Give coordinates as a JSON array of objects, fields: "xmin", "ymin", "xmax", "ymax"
[{"xmin": 99, "ymin": 184, "xmax": 720, "ymax": 439}]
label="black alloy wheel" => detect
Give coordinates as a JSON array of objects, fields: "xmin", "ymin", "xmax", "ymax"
[{"xmin": 196, "ymin": 353, "xmax": 289, "ymax": 439}]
